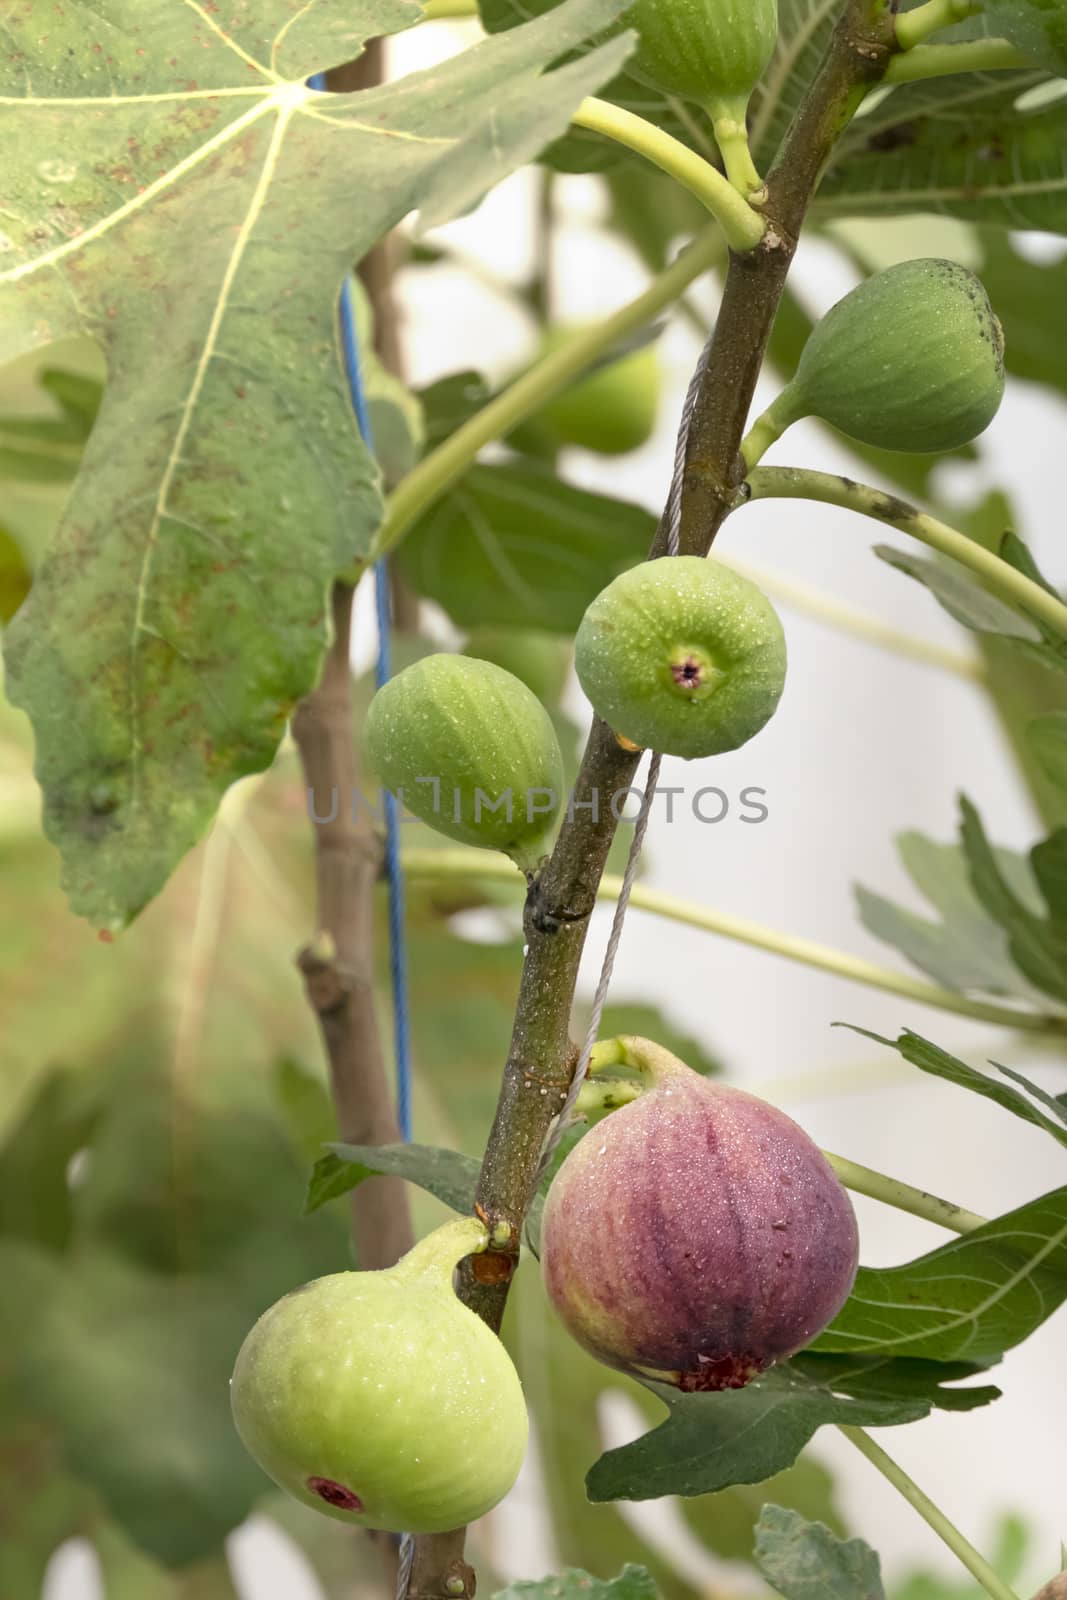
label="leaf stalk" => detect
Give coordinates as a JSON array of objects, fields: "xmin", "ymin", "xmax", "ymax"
[{"xmin": 839, "ymin": 1426, "xmax": 1022, "ymax": 1600}]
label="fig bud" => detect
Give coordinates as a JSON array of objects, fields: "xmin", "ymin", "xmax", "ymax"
[
  {"xmin": 541, "ymin": 1040, "xmax": 859, "ymax": 1389},
  {"xmin": 749, "ymin": 259, "xmax": 1005, "ymax": 459},
  {"xmin": 574, "ymin": 556, "xmax": 787, "ymax": 759},
  {"xmin": 231, "ymin": 1218, "xmax": 528, "ymax": 1533},
  {"xmin": 364, "ymin": 654, "xmax": 564, "ymax": 871}
]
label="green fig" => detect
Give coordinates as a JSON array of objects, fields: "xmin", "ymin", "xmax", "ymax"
[
  {"xmin": 231, "ymin": 1218, "xmax": 528, "ymax": 1533},
  {"xmin": 364, "ymin": 654, "xmax": 564, "ymax": 870},
  {"xmin": 574, "ymin": 556, "xmax": 787, "ymax": 759},
  {"xmin": 538, "ymin": 328, "xmax": 661, "ymax": 456},
  {"xmin": 625, "ymin": 0, "xmax": 777, "ymax": 102},
  {"xmin": 617, "ymin": 0, "xmax": 778, "ymax": 194},
  {"xmin": 745, "ymin": 258, "xmax": 1005, "ymax": 461}
]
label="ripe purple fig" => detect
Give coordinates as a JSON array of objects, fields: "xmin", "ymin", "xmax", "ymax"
[{"xmin": 541, "ymin": 1039, "xmax": 859, "ymax": 1390}]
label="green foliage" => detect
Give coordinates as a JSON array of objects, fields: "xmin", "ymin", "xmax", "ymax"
[
  {"xmin": 493, "ymin": 1566, "xmax": 658, "ymax": 1600},
  {"xmin": 819, "ymin": 67, "xmax": 1066, "ymax": 231},
  {"xmin": 306, "ymin": 1141, "xmax": 481, "ymax": 1217},
  {"xmin": 843, "ymin": 1028, "xmax": 1067, "ymax": 1151},
  {"xmin": 856, "ymin": 827, "xmax": 1049, "ymax": 1003},
  {"xmin": 398, "ymin": 461, "xmax": 656, "ymax": 633},
  {"xmin": 754, "ymin": 1504, "xmax": 885, "ymax": 1600},
  {"xmin": 983, "ymin": 0, "xmax": 1067, "ymax": 75},
  {"xmin": 6, "ymin": 0, "xmax": 1067, "ymax": 1589},
  {"xmin": 815, "ymin": 1185, "xmax": 1067, "ymax": 1361},
  {"xmin": 585, "ymin": 1355, "xmax": 987, "ymax": 1502},
  {"xmin": 0, "ymin": 0, "xmax": 632, "ymax": 929}
]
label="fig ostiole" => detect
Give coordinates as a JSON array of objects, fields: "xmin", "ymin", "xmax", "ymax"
[
  {"xmin": 364, "ymin": 654, "xmax": 564, "ymax": 873},
  {"xmin": 743, "ymin": 258, "xmax": 1005, "ymax": 463},
  {"xmin": 230, "ymin": 1217, "xmax": 528, "ymax": 1533},
  {"xmin": 574, "ymin": 556, "xmax": 787, "ymax": 760},
  {"xmin": 541, "ymin": 1038, "xmax": 859, "ymax": 1390}
]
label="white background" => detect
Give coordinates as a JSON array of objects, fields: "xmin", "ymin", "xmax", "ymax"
[{"xmin": 46, "ymin": 18, "xmax": 1067, "ymax": 1599}]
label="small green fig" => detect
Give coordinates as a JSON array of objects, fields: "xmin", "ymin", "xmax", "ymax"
[
  {"xmin": 747, "ymin": 258, "xmax": 1005, "ymax": 460},
  {"xmin": 364, "ymin": 655, "xmax": 564, "ymax": 871},
  {"xmin": 613, "ymin": 0, "xmax": 778, "ymax": 193},
  {"xmin": 541, "ymin": 1039, "xmax": 859, "ymax": 1389},
  {"xmin": 538, "ymin": 328, "xmax": 661, "ymax": 456},
  {"xmin": 574, "ymin": 556, "xmax": 786, "ymax": 759},
  {"xmin": 231, "ymin": 1218, "xmax": 528, "ymax": 1533},
  {"xmin": 621, "ymin": 0, "xmax": 777, "ymax": 104}
]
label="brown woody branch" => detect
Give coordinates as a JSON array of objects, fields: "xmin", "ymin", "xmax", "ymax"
[{"xmin": 413, "ymin": 4, "xmax": 898, "ymax": 1596}]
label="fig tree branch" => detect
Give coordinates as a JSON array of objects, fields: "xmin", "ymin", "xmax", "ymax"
[
  {"xmin": 292, "ymin": 42, "xmax": 414, "ymax": 1281},
  {"xmin": 399, "ymin": 849, "xmax": 1067, "ymax": 1035},
  {"xmin": 673, "ymin": 0, "xmax": 897, "ymax": 556},
  {"xmin": 746, "ymin": 466, "xmax": 1067, "ymax": 644},
  {"xmin": 839, "ymin": 1426, "xmax": 1022, "ymax": 1600},
  {"xmin": 411, "ymin": 6, "xmax": 903, "ymax": 1592}
]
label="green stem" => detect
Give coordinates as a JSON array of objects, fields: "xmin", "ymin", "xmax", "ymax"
[
  {"xmin": 573, "ymin": 99, "xmax": 765, "ymax": 250},
  {"xmin": 740, "ymin": 397, "xmax": 791, "ymax": 469},
  {"xmin": 746, "ymin": 467, "xmax": 1067, "ymax": 646},
  {"xmin": 574, "ymin": 1078, "xmax": 644, "ymax": 1115},
  {"xmin": 399, "ymin": 849, "xmax": 1067, "ymax": 1035},
  {"xmin": 895, "ymin": 0, "xmax": 983, "ymax": 51},
  {"xmin": 822, "ymin": 1152, "xmax": 987, "ymax": 1233},
  {"xmin": 372, "ymin": 226, "xmax": 726, "ymax": 558},
  {"xmin": 721, "ymin": 553, "xmax": 985, "ymax": 681},
  {"xmin": 885, "ymin": 36, "xmax": 1034, "ymax": 82},
  {"xmin": 706, "ymin": 93, "xmax": 766, "ymax": 199},
  {"xmin": 421, "ymin": 0, "xmax": 479, "ymax": 16},
  {"xmin": 838, "ymin": 1427, "xmax": 1022, "ymax": 1600}
]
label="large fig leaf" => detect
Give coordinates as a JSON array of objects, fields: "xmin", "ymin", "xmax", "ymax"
[
  {"xmin": 585, "ymin": 1355, "xmax": 981, "ymax": 1503},
  {"xmin": 816, "ymin": 1185, "xmax": 1067, "ymax": 1361},
  {"xmin": 0, "ymin": 0, "xmax": 632, "ymax": 929},
  {"xmin": 817, "ymin": 84, "xmax": 1067, "ymax": 233}
]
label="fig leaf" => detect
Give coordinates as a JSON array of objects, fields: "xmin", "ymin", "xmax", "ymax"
[
  {"xmin": 753, "ymin": 1504, "xmax": 885, "ymax": 1600},
  {"xmin": 816, "ymin": 1184, "xmax": 1067, "ymax": 1362},
  {"xmin": 305, "ymin": 1142, "xmax": 479, "ymax": 1218},
  {"xmin": 0, "ymin": 0, "xmax": 633, "ymax": 929}
]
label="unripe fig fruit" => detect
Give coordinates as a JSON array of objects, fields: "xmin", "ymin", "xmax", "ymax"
[
  {"xmin": 538, "ymin": 328, "xmax": 660, "ymax": 456},
  {"xmin": 364, "ymin": 654, "xmax": 564, "ymax": 871},
  {"xmin": 748, "ymin": 259, "xmax": 1005, "ymax": 459},
  {"xmin": 541, "ymin": 1041, "xmax": 859, "ymax": 1389},
  {"xmin": 574, "ymin": 556, "xmax": 786, "ymax": 759},
  {"xmin": 622, "ymin": 0, "xmax": 778, "ymax": 109},
  {"xmin": 231, "ymin": 1218, "xmax": 528, "ymax": 1533}
]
